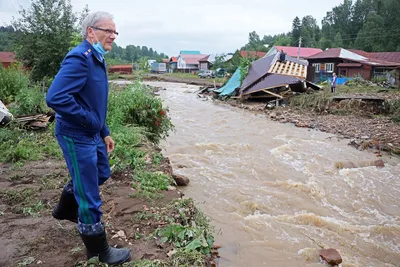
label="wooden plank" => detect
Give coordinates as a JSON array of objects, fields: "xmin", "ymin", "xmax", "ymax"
[
  {"xmin": 280, "ymin": 89, "xmax": 292, "ymax": 96},
  {"xmin": 272, "ymin": 62, "xmax": 279, "ymax": 73},
  {"xmin": 288, "ymin": 62, "xmax": 294, "ymax": 75},
  {"xmin": 298, "ymin": 65, "xmax": 304, "ymax": 77},
  {"xmin": 277, "ymin": 62, "xmax": 285, "ymax": 74},
  {"xmin": 268, "ymin": 62, "xmax": 275, "ymax": 73},
  {"xmin": 283, "ymin": 61, "xmax": 290, "ymax": 74},
  {"xmin": 242, "ymin": 83, "xmax": 289, "ymax": 96},
  {"xmin": 332, "ymin": 96, "xmax": 385, "ymax": 101},
  {"xmin": 262, "ymin": 89, "xmax": 284, "ymax": 99},
  {"xmin": 248, "ymin": 95, "xmax": 276, "ymax": 99}
]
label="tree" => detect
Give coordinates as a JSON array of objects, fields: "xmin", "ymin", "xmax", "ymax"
[
  {"xmin": 318, "ymin": 37, "xmax": 332, "ymax": 50},
  {"xmin": 141, "ymin": 46, "xmax": 149, "ymax": 57},
  {"xmin": 354, "ymin": 13, "xmax": 385, "ymax": 51},
  {"xmin": 291, "ymin": 17, "xmax": 301, "ymax": 46},
  {"xmin": 0, "ymin": 26, "xmax": 15, "ymax": 51},
  {"xmin": 273, "ymin": 33, "xmax": 292, "ymax": 46},
  {"xmin": 241, "ymin": 31, "xmax": 269, "ymax": 52},
  {"xmin": 300, "ymin": 16, "xmax": 320, "ymax": 47},
  {"xmin": 333, "ymin": 32, "xmax": 344, "ymax": 47},
  {"xmin": 12, "ymin": 0, "xmax": 77, "ymax": 82}
]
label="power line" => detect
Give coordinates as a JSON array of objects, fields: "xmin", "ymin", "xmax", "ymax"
[
  {"xmin": 300, "ymin": 32, "xmax": 400, "ymax": 47},
  {"xmin": 7, "ymin": 0, "xmax": 18, "ymax": 13}
]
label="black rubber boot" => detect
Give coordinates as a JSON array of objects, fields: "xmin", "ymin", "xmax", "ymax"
[
  {"xmin": 52, "ymin": 183, "xmax": 78, "ymax": 223},
  {"xmin": 80, "ymin": 230, "xmax": 131, "ymax": 265}
]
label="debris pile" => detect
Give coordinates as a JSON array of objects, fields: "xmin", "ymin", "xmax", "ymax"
[
  {"xmin": 346, "ymin": 76, "xmax": 396, "ymax": 88},
  {"xmin": 0, "ymin": 100, "xmax": 55, "ymax": 130},
  {"xmin": 207, "ymin": 52, "xmax": 321, "ymax": 104},
  {"xmin": 14, "ymin": 112, "xmax": 55, "ymax": 130}
]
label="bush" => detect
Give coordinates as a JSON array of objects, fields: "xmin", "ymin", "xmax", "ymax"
[
  {"xmin": 10, "ymin": 85, "xmax": 49, "ymax": 116},
  {"xmin": 108, "ymin": 81, "xmax": 174, "ymax": 144},
  {"xmin": 371, "ymin": 76, "xmax": 387, "ymax": 84},
  {"xmin": 0, "ymin": 64, "xmax": 30, "ymax": 104}
]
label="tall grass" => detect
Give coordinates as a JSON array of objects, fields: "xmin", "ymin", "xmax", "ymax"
[{"xmin": 0, "ymin": 64, "xmax": 30, "ymax": 104}]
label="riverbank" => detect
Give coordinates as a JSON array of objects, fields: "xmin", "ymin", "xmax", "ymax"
[
  {"xmin": 201, "ymin": 86, "xmax": 400, "ymax": 156},
  {"xmin": 143, "ymin": 81, "xmax": 400, "ymax": 267},
  {"xmin": 110, "ymin": 72, "xmax": 225, "ymax": 87},
  {"xmin": 0, "ymin": 83, "xmax": 218, "ymax": 267}
]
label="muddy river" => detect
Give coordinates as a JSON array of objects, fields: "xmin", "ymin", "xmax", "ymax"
[{"xmin": 144, "ymin": 82, "xmax": 400, "ymax": 267}]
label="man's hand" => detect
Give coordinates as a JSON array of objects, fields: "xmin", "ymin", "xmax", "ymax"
[{"xmin": 104, "ymin": 136, "xmax": 115, "ymax": 153}]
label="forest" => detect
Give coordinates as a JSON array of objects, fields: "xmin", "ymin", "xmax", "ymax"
[{"xmin": 241, "ymin": 0, "xmax": 400, "ymax": 52}]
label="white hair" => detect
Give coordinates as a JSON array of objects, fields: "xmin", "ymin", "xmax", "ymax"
[{"xmin": 81, "ymin": 11, "xmax": 114, "ymax": 39}]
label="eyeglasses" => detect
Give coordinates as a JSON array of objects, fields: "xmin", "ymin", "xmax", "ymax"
[{"xmin": 92, "ymin": 27, "xmax": 119, "ymax": 36}]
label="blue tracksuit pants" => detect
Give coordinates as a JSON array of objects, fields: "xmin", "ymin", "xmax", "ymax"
[{"xmin": 56, "ymin": 128, "xmax": 110, "ymax": 226}]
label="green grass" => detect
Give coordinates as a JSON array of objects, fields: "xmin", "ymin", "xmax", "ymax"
[
  {"xmin": 0, "ymin": 123, "xmax": 62, "ymax": 164},
  {"xmin": 77, "ymin": 249, "xmax": 206, "ymax": 267}
]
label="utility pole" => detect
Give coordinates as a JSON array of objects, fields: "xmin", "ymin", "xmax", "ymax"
[{"xmin": 297, "ymin": 37, "xmax": 302, "ymax": 60}]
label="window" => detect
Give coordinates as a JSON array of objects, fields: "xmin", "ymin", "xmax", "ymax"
[
  {"xmin": 313, "ymin": 63, "xmax": 320, "ymax": 73},
  {"xmin": 325, "ymin": 63, "xmax": 334, "ymax": 73}
]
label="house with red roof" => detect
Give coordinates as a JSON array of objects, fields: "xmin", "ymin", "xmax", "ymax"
[
  {"xmin": 306, "ymin": 48, "xmax": 400, "ymax": 85},
  {"xmin": 265, "ymin": 46, "xmax": 322, "ymax": 60},
  {"xmin": 349, "ymin": 50, "xmax": 400, "ymax": 64},
  {"xmin": 168, "ymin": 56, "xmax": 178, "ymax": 72},
  {"xmin": 176, "ymin": 51, "xmax": 207, "ymax": 73},
  {"xmin": 0, "ymin": 52, "xmax": 16, "ymax": 68},
  {"xmin": 239, "ymin": 50, "xmax": 267, "ymax": 59}
]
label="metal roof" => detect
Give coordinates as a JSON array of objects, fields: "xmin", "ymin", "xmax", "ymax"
[
  {"xmin": 274, "ymin": 46, "xmax": 323, "ymax": 58},
  {"xmin": 307, "ymin": 48, "xmax": 367, "ymax": 61},
  {"xmin": 308, "ymin": 48, "xmax": 400, "ymax": 67},
  {"xmin": 369, "ymin": 52, "xmax": 400, "ymax": 64},
  {"xmin": 349, "ymin": 50, "xmax": 400, "ymax": 63},
  {"xmin": 240, "ymin": 53, "xmax": 307, "ymax": 95},
  {"xmin": 199, "ymin": 54, "xmax": 233, "ymax": 63},
  {"xmin": 0, "ymin": 52, "xmax": 16, "ymax": 63},
  {"xmin": 241, "ymin": 74, "xmax": 301, "ymax": 96},
  {"xmin": 180, "ymin": 54, "xmax": 208, "ymax": 65},
  {"xmin": 239, "ymin": 50, "xmax": 267, "ymax": 58},
  {"xmin": 180, "ymin": 50, "xmax": 201, "ymax": 55}
]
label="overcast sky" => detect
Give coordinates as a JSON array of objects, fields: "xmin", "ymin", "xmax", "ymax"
[{"xmin": 1, "ymin": 0, "xmax": 344, "ymax": 56}]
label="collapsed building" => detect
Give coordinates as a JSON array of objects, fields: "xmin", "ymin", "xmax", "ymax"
[{"xmin": 215, "ymin": 52, "xmax": 321, "ymax": 103}]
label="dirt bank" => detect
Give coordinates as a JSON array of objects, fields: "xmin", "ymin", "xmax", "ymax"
[
  {"xmin": 0, "ymin": 157, "xmax": 217, "ymax": 267},
  {"xmin": 113, "ymin": 73, "xmax": 224, "ymax": 87}
]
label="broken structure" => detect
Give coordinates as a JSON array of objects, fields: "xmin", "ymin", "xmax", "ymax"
[{"xmin": 215, "ymin": 52, "xmax": 320, "ymax": 102}]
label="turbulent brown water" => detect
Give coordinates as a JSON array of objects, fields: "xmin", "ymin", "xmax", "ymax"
[{"xmin": 145, "ymin": 81, "xmax": 400, "ymax": 267}]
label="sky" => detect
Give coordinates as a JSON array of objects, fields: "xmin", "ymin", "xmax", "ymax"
[{"xmin": 0, "ymin": 0, "xmax": 344, "ymax": 57}]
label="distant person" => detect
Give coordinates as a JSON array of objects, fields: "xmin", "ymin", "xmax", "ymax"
[
  {"xmin": 46, "ymin": 11, "xmax": 131, "ymax": 265},
  {"xmin": 331, "ymin": 72, "xmax": 337, "ymax": 94},
  {"xmin": 279, "ymin": 49, "xmax": 286, "ymax": 63}
]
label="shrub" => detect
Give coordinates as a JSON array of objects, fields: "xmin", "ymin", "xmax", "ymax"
[
  {"xmin": 10, "ymin": 84, "xmax": 49, "ymax": 116},
  {"xmin": 108, "ymin": 81, "xmax": 174, "ymax": 144},
  {"xmin": 0, "ymin": 64, "xmax": 30, "ymax": 104}
]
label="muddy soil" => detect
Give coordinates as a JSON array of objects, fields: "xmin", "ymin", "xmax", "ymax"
[
  {"xmin": 121, "ymin": 73, "xmax": 224, "ymax": 87},
  {"xmin": 0, "ymin": 158, "xmax": 184, "ymax": 267}
]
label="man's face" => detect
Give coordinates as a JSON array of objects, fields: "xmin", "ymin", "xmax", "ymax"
[{"xmin": 88, "ymin": 19, "xmax": 117, "ymax": 51}]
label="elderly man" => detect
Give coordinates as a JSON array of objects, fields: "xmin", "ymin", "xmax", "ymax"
[{"xmin": 46, "ymin": 11, "xmax": 130, "ymax": 265}]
